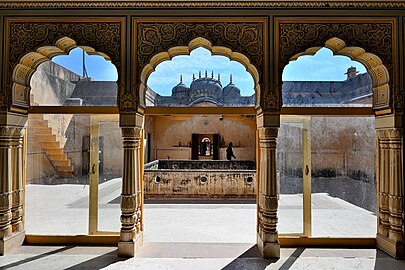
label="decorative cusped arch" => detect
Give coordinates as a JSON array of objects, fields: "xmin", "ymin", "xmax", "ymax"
[
  {"xmin": 3, "ymin": 18, "xmax": 124, "ymax": 113},
  {"xmin": 11, "ymin": 37, "xmax": 113, "ymax": 111},
  {"xmin": 134, "ymin": 19, "xmax": 267, "ymax": 111},
  {"xmin": 289, "ymin": 37, "xmax": 390, "ymax": 113},
  {"xmin": 278, "ymin": 19, "xmax": 396, "ymax": 114},
  {"xmin": 139, "ymin": 37, "xmax": 260, "ymax": 108}
]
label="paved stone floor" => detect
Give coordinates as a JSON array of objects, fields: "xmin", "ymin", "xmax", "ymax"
[
  {"xmin": 0, "ymin": 245, "xmax": 404, "ymax": 269},
  {"xmin": 24, "ymin": 179, "xmax": 376, "ymax": 238},
  {"xmin": 6, "ymin": 180, "xmax": 396, "ymax": 269}
]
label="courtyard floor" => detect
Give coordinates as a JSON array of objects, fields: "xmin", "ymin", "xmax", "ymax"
[
  {"xmin": 0, "ymin": 179, "xmax": 402, "ymax": 269},
  {"xmin": 24, "ymin": 177, "xmax": 377, "ymax": 238}
]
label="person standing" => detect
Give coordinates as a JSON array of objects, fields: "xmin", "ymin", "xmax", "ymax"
[{"xmin": 226, "ymin": 142, "xmax": 236, "ymax": 161}]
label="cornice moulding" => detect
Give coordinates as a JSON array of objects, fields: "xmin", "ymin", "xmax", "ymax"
[{"xmin": 1, "ymin": 1, "xmax": 405, "ymax": 9}]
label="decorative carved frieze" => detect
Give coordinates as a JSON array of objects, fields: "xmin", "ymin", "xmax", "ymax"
[{"xmin": 2, "ymin": 1, "xmax": 405, "ymax": 9}]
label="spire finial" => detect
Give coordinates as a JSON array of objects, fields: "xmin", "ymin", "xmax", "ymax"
[
  {"xmin": 218, "ymin": 73, "xmax": 221, "ymax": 82},
  {"xmin": 230, "ymin": 74, "xmax": 233, "ymax": 84},
  {"xmin": 205, "ymin": 70, "xmax": 208, "ymax": 78},
  {"xmin": 211, "ymin": 70, "xmax": 214, "ymax": 79},
  {"xmin": 199, "ymin": 71, "xmax": 201, "ymax": 79},
  {"xmin": 192, "ymin": 73, "xmax": 195, "ymax": 81},
  {"xmin": 180, "ymin": 74, "xmax": 183, "ymax": 83}
]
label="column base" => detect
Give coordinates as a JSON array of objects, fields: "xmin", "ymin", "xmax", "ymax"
[
  {"xmin": 377, "ymin": 233, "xmax": 404, "ymax": 258},
  {"xmin": 0, "ymin": 230, "xmax": 25, "ymax": 255},
  {"xmin": 118, "ymin": 232, "xmax": 143, "ymax": 257},
  {"xmin": 257, "ymin": 232, "xmax": 280, "ymax": 258}
]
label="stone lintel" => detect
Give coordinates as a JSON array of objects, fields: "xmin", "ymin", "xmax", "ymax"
[
  {"xmin": 257, "ymin": 232, "xmax": 280, "ymax": 258},
  {"xmin": 0, "ymin": 230, "xmax": 25, "ymax": 255},
  {"xmin": 377, "ymin": 233, "xmax": 405, "ymax": 258},
  {"xmin": 117, "ymin": 232, "xmax": 143, "ymax": 257}
]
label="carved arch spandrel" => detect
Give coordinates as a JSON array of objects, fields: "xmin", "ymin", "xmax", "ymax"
[
  {"xmin": 278, "ymin": 20, "xmax": 396, "ymax": 114},
  {"xmin": 134, "ymin": 19, "xmax": 266, "ymax": 111},
  {"xmin": 139, "ymin": 37, "xmax": 260, "ymax": 108},
  {"xmin": 4, "ymin": 19, "xmax": 123, "ymax": 113}
]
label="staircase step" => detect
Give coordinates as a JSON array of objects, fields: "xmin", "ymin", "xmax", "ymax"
[
  {"xmin": 28, "ymin": 114, "xmax": 43, "ymax": 120},
  {"xmin": 47, "ymin": 154, "xmax": 68, "ymax": 161},
  {"xmin": 52, "ymin": 160, "xmax": 71, "ymax": 167},
  {"xmin": 35, "ymin": 134, "xmax": 57, "ymax": 142},
  {"xmin": 29, "ymin": 127, "xmax": 52, "ymax": 135},
  {"xmin": 58, "ymin": 171, "xmax": 75, "ymax": 178},
  {"xmin": 55, "ymin": 165, "xmax": 74, "ymax": 172},
  {"xmin": 42, "ymin": 142, "xmax": 60, "ymax": 149},
  {"xmin": 46, "ymin": 149, "xmax": 64, "ymax": 155},
  {"xmin": 28, "ymin": 120, "xmax": 48, "ymax": 128}
]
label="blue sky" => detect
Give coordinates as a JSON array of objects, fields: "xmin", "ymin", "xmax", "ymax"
[
  {"xmin": 52, "ymin": 47, "xmax": 118, "ymax": 81},
  {"xmin": 53, "ymin": 47, "xmax": 367, "ymax": 96}
]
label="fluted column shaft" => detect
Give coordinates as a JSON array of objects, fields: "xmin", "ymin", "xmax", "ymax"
[
  {"xmin": 257, "ymin": 125, "xmax": 280, "ymax": 258},
  {"xmin": 0, "ymin": 127, "xmax": 13, "ymax": 239},
  {"xmin": 376, "ymin": 127, "xmax": 404, "ymax": 257},
  {"xmin": 11, "ymin": 128, "xmax": 23, "ymax": 233},
  {"xmin": 120, "ymin": 127, "xmax": 142, "ymax": 242}
]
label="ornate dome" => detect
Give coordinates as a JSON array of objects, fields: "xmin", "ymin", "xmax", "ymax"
[
  {"xmin": 189, "ymin": 71, "xmax": 222, "ymax": 100},
  {"xmin": 223, "ymin": 75, "xmax": 241, "ymax": 99},
  {"xmin": 172, "ymin": 75, "xmax": 190, "ymax": 97}
]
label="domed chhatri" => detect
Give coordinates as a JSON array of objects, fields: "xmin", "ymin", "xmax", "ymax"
[
  {"xmin": 154, "ymin": 71, "xmax": 255, "ymax": 107},
  {"xmin": 171, "ymin": 75, "xmax": 190, "ymax": 98}
]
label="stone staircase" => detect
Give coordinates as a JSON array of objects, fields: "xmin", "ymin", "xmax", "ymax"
[{"xmin": 28, "ymin": 114, "xmax": 75, "ymax": 178}]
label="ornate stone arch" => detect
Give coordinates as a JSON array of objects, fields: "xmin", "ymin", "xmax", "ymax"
[
  {"xmin": 11, "ymin": 37, "xmax": 114, "ymax": 110},
  {"xmin": 288, "ymin": 37, "xmax": 390, "ymax": 113},
  {"xmin": 278, "ymin": 20, "xmax": 395, "ymax": 114},
  {"xmin": 3, "ymin": 19, "xmax": 124, "ymax": 113},
  {"xmin": 134, "ymin": 19, "xmax": 266, "ymax": 111},
  {"xmin": 139, "ymin": 37, "xmax": 260, "ymax": 108}
]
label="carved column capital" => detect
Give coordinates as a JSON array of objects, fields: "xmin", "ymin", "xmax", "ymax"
[{"xmin": 258, "ymin": 127, "xmax": 279, "ymax": 139}]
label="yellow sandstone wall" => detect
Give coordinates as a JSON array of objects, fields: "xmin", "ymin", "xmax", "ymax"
[{"xmin": 145, "ymin": 115, "xmax": 256, "ymax": 161}]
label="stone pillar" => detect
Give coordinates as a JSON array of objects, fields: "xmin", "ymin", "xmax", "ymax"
[
  {"xmin": 256, "ymin": 113, "xmax": 280, "ymax": 258},
  {"xmin": 118, "ymin": 113, "xmax": 144, "ymax": 257},
  {"xmin": 0, "ymin": 112, "xmax": 26, "ymax": 254},
  {"xmin": 10, "ymin": 127, "xmax": 23, "ymax": 233},
  {"xmin": 0, "ymin": 127, "xmax": 13, "ymax": 242},
  {"xmin": 376, "ymin": 122, "xmax": 404, "ymax": 258}
]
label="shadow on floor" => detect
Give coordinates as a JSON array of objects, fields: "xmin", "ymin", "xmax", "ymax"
[
  {"xmin": 64, "ymin": 250, "xmax": 127, "ymax": 270},
  {"xmin": 221, "ymin": 245, "xmax": 305, "ymax": 270},
  {"xmin": 0, "ymin": 246, "xmax": 75, "ymax": 269},
  {"xmin": 374, "ymin": 249, "xmax": 405, "ymax": 270}
]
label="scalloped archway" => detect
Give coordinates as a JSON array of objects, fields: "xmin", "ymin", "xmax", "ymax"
[
  {"xmin": 288, "ymin": 37, "xmax": 390, "ymax": 114},
  {"xmin": 139, "ymin": 37, "xmax": 260, "ymax": 108},
  {"xmin": 11, "ymin": 36, "xmax": 114, "ymax": 112}
]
